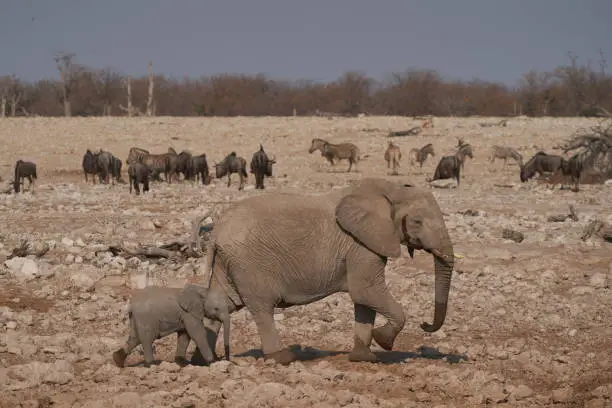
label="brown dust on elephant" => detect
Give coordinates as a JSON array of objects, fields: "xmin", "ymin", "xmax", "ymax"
[{"xmin": 194, "ymin": 178, "xmax": 456, "ymax": 365}]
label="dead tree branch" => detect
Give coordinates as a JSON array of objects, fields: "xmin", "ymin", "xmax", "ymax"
[
  {"xmin": 388, "ymin": 126, "xmax": 422, "ymax": 137},
  {"xmin": 7, "ymin": 240, "xmax": 50, "ymax": 259},
  {"xmin": 146, "ymin": 60, "xmax": 155, "ymax": 116},
  {"xmin": 547, "ymin": 205, "xmax": 578, "ymax": 222}
]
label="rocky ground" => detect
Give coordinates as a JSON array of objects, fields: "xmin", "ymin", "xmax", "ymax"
[{"xmin": 0, "ymin": 116, "xmax": 610, "ymax": 407}]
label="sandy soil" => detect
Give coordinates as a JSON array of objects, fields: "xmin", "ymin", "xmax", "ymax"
[{"xmin": 0, "ymin": 116, "xmax": 610, "ymax": 407}]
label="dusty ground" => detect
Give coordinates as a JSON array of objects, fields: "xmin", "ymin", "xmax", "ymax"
[{"xmin": 0, "ymin": 116, "xmax": 610, "ymax": 408}]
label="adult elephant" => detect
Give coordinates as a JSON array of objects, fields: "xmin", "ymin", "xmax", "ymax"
[{"xmin": 196, "ymin": 178, "xmax": 455, "ymax": 365}]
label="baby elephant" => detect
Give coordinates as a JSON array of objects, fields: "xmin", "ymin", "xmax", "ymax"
[
  {"xmin": 112, "ymin": 284, "xmax": 230, "ymax": 368},
  {"xmin": 128, "ymin": 162, "xmax": 150, "ymax": 195}
]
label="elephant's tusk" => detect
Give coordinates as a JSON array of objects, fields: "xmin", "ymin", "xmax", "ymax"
[{"xmin": 454, "ymin": 253, "xmax": 464, "ymax": 259}]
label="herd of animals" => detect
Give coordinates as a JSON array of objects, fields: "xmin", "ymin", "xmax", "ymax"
[
  {"xmin": 9, "ymin": 135, "xmax": 588, "ymax": 195},
  {"xmin": 5, "ymin": 132, "xmax": 594, "ymax": 368}
]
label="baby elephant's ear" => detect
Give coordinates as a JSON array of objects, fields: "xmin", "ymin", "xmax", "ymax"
[
  {"xmin": 178, "ymin": 284, "xmax": 207, "ymax": 320},
  {"xmin": 335, "ymin": 193, "xmax": 401, "ymax": 258}
]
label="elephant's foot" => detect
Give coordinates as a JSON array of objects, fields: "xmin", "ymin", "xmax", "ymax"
[
  {"xmin": 372, "ymin": 325, "xmax": 397, "ymax": 351},
  {"xmin": 349, "ymin": 338, "xmax": 378, "ymax": 363},
  {"xmin": 264, "ymin": 349, "xmax": 297, "ymax": 366},
  {"xmin": 112, "ymin": 349, "xmax": 127, "ymax": 368},
  {"xmin": 190, "ymin": 348, "xmax": 212, "ymax": 366},
  {"xmin": 174, "ymin": 356, "xmax": 189, "ymax": 367}
]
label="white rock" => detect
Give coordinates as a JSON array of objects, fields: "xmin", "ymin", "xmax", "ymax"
[
  {"xmin": 61, "ymin": 237, "xmax": 74, "ymax": 247},
  {"xmin": 74, "ymin": 238, "xmax": 86, "ymax": 247},
  {"xmin": 130, "ymin": 270, "xmax": 150, "ymax": 289},
  {"xmin": 4, "ymin": 257, "xmax": 39, "ymax": 283},
  {"xmin": 589, "ymin": 273, "xmax": 608, "ymax": 288},
  {"xmin": 430, "ymin": 179, "xmax": 458, "ymax": 189}
]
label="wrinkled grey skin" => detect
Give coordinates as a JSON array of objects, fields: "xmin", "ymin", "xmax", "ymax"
[
  {"xmin": 112, "ymin": 285, "xmax": 231, "ymax": 368},
  {"xmin": 128, "ymin": 163, "xmax": 150, "ymax": 195},
  {"xmin": 97, "ymin": 150, "xmax": 114, "ymax": 184},
  {"xmin": 194, "ymin": 178, "xmax": 455, "ymax": 366},
  {"xmin": 13, "ymin": 160, "xmax": 37, "ymax": 193}
]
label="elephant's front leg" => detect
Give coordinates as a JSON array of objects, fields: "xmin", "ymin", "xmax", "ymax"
[
  {"xmin": 174, "ymin": 331, "xmax": 191, "ymax": 366},
  {"xmin": 182, "ymin": 312, "xmax": 215, "ymax": 365},
  {"xmin": 347, "ymin": 251, "xmax": 406, "ymax": 361}
]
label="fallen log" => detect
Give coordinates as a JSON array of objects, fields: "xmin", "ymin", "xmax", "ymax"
[
  {"xmin": 547, "ymin": 205, "xmax": 578, "ymax": 222},
  {"xmin": 7, "ymin": 240, "xmax": 50, "ymax": 260},
  {"xmin": 388, "ymin": 126, "xmax": 422, "ymax": 137}
]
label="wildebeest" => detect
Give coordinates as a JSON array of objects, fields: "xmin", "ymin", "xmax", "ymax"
[
  {"xmin": 489, "ymin": 145, "xmax": 523, "ymax": 167},
  {"xmin": 215, "ymin": 152, "xmax": 248, "ymax": 190},
  {"xmin": 519, "ymin": 152, "xmax": 564, "ymax": 182},
  {"xmin": 409, "ymin": 143, "xmax": 435, "ymax": 167},
  {"xmin": 250, "ymin": 144, "xmax": 276, "ymax": 189},
  {"xmin": 176, "ymin": 150, "xmax": 193, "ymax": 181},
  {"xmin": 13, "ymin": 160, "xmax": 37, "ymax": 193},
  {"xmin": 191, "ymin": 154, "xmax": 211, "ymax": 185},
  {"xmin": 138, "ymin": 149, "xmax": 177, "ymax": 184},
  {"xmin": 111, "ymin": 155, "xmax": 123, "ymax": 183},
  {"xmin": 308, "ymin": 138, "xmax": 361, "ymax": 172},
  {"xmin": 384, "ymin": 141, "xmax": 402, "ymax": 175},
  {"xmin": 431, "ymin": 156, "xmax": 461, "ymax": 185},
  {"xmin": 96, "ymin": 150, "xmax": 115, "ymax": 184},
  {"xmin": 558, "ymin": 153, "xmax": 584, "ymax": 192},
  {"xmin": 456, "ymin": 142, "xmax": 474, "ymax": 170},
  {"xmin": 128, "ymin": 163, "xmax": 150, "ymax": 195},
  {"xmin": 82, "ymin": 149, "xmax": 100, "ymax": 183}
]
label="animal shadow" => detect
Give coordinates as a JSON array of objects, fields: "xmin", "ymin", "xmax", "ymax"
[{"xmin": 235, "ymin": 344, "xmax": 468, "ymax": 365}]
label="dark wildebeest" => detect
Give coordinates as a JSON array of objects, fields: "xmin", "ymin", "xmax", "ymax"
[
  {"xmin": 13, "ymin": 160, "xmax": 37, "ymax": 193},
  {"xmin": 191, "ymin": 154, "xmax": 211, "ymax": 185},
  {"xmin": 558, "ymin": 153, "xmax": 584, "ymax": 192},
  {"xmin": 519, "ymin": 152, "xmax": 564, "ymax": 182},
  {"xmin": 215, "ymin": 152, "xmax": 248, "ymax": 190},
  {"xmin": 82, "ymin": 149, "xmax": 100, "ymax": 184},
  {"xmin": 431, "ymin": 156, "xmax": 461, "ymax": 185},
  {"xmin": 409, "ymin": 143, "xmax": 435, "ymax": 168},
  {"xmin": 97, "ymin": 150, "xmax": 115, "ymax": 184},
  {"xmin": 456, "ymin": 143, "xmax": 474, "ymax": 170},
  {"xmin": 489, "ymin": 145, "xmax": 523, "ymax": 167},
  {"xmin": 111, "ymin": 155, "xmax": 123, "ymax": 183},
  {"xmin": 128, "ymin": 163, "xmax": 150, "ymax": 195},
  {"xmin": 308, "ymin": 138, "xmax": 361, "ymax": 172},
  {"xmin": 249, "ymin": 144, "xmax": 276, "ymax": 189},
  {"xmin": 384, "ymin": 141, "xmax": 402, "ymax": 175},
  {"xmin": 176, "ymin": 150, "xmax": 193, "ymax": 181}
]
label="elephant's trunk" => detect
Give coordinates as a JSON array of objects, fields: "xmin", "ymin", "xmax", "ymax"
[
  {"xmin": 421, "ymin": 245, "xmax": 454, "ymax": 333},
  {"xmin": 222, "ymin": 315, "xmax": 230, "ymax": 360}
]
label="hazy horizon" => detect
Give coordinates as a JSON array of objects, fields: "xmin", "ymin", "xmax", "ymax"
[{"xmin": 1, "ymin": 0, "xmax": 611, "ymax": 87}]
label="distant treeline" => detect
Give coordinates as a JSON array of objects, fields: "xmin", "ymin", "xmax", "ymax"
[{"xmin": 1, "ymin": 52, "xmax": 611, "ymax": 118}]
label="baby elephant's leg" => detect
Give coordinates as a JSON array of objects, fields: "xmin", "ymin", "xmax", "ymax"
[
  {"xmin": 113, "ymin": 319, "xmax": 140, "ymax": 367},
  {"xmin": 174, "ymin": 331, "xmax": 191, "ymax": 366}
]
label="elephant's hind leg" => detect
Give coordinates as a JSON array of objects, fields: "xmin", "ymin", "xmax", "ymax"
[{"xmin": 250, "ymin": 304, "xmax": 296, "ymax": 365}]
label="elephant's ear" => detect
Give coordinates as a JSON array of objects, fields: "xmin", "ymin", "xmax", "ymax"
[
  {"xmin": 178, "ymin": 284, "xmax": 207, "ymax": 320},
  {"xmin": 335, "ymin": 194, "xmax": 401, "ymax": 258}
]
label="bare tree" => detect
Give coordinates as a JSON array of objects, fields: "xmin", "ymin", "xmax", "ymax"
[
  {"xmin": 0, "ymin": 77, "xmax": 8, "ymax": 118},
  {"xmin": 54, "ymin": 52, "xmax": 79, "ymax": 117},
  {"xmin": 94, "ymin": 68, "xmax": 122, "ymax": 116},
  {"xmin": 146, "ymin": 60, "xmax": 155, "ymax": 116}
]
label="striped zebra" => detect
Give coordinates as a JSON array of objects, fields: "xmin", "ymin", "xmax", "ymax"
[
  {"xmin": 489, "ymin": 145, "xmax": 523, "ymax": 167},
  {"xmin": 456, "ymin": 142, "xmax": 474, "ymax": 170},
  {"xmin": 308, "ymin": 138, "xmax": 361, "ymax": 172}
]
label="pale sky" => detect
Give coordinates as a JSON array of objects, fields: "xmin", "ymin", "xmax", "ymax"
[{"xmin": 1, "ymin": 0, "xmax": 611, "ymax": 86}]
